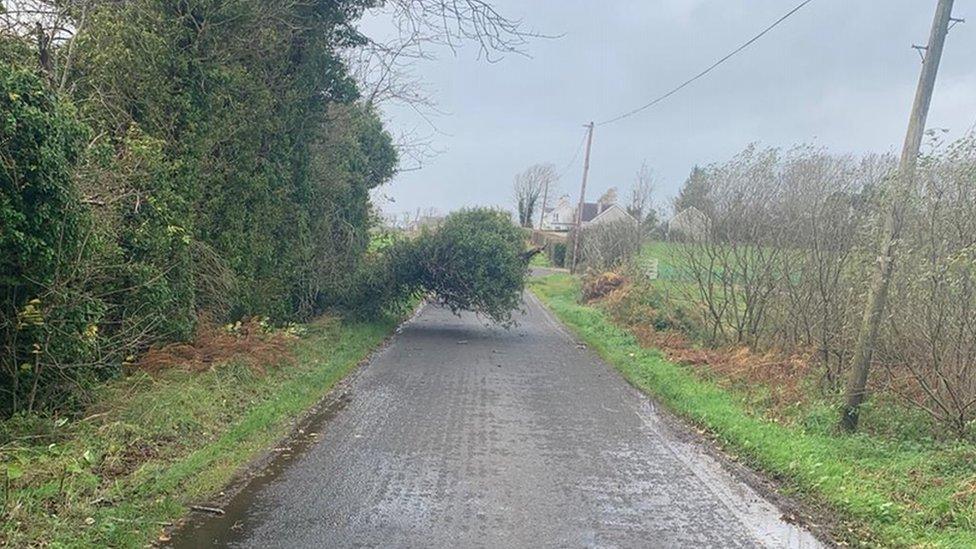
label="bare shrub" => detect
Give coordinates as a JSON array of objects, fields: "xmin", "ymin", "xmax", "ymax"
[
  {"xmin": 666, "ymin": 135, "xmax": 976, "ymax": 437},
  {"xmin": 880, "ymin": 136, "xmax": 976, "ymax": 436},
  {"xmin": 771, "ymin": 150, "xmax": 893, "ymax": 389},
  {"xmin": 670, "ymin": 145, "xmax": 892, "ymax": 378},
  {"xmin": 575, "ymin": 218, "xmax": 641, "ymax": 271},
  {"xmin": 677, "ymin": 146, "xmax": 789, "ymax": 347}
]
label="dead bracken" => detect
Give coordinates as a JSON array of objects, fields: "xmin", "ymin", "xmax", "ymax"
[{"xmin": 136, "ymin": 318, "xmax": 303, "ymax": 374}]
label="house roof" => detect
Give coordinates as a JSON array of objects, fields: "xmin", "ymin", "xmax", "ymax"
[
  {"xmin": 580, "ymin": 202, "xmax": 601, "ymax": 222},
  {"xmin": 586, "ymin": 204, "xmax": 637, "ymax": 226}
]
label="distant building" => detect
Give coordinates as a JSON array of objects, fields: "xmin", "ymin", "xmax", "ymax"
[
  {"xmin": 583, "ymin": 204, "xmax": 637, "ymax": 228},
  {"xmin": 668, "ymin": 206, "xmax": 710, "ymax": 241},
  {"xmin": 541, "ymin": 195, "xmax": 575, "ymax": 231},
  {"xmin": 541, "ymin": 193, "xmax": 624, "ymax": 232}
]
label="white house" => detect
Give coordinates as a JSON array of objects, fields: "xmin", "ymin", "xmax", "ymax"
[
  {"xmin": 542, "ymin": 194, "xmax": 631, "ymax": 232},
  {"xmin": 583, "ymin": 203, "xmax": 637, "ymax": 228},
  {"xmin": 541, "ymin": 195, "xmax": 577, "ymax": 231}
]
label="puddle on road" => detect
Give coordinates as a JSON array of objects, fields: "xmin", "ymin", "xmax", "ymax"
[{"xmin": 164, "ymin": 392, "xmax": 351, "ymax": 548}]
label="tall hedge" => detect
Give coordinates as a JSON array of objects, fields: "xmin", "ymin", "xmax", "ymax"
[
  {"xmin": 0, "ymin": 0, "xmax": 397, "ymax": 416},
  {"xmin": 1, "ymin": 65, "xmax": 98, "ymax": 413}
]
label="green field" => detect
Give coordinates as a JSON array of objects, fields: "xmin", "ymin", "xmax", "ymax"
[
  {"xmin": 0, "ymin": 316, "xmax": 399, "ymax": 547},
  {"xmin": 637, "ymin": 241, "xmax": 688, "ymax": 281},
  {"xmin": 530, "ymin": 273, "xmax": 976, "ymax": 548}
]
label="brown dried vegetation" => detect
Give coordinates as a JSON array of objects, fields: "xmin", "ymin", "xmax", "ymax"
[
  {"xmin": 581, "ymin": 271, "xmax": 627, "ymax": 302},
  {"xmin": 137, "ymin": 318, "xmax": 299, "ymax": 374},
  {"xmin": 597, "ymin": 279, "xmax": 815, "ymax": 415}
]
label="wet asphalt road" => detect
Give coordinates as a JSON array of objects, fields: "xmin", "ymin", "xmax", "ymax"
[{"xmin": 174, "ymin": 293, "xmax": 821, "ymax": 548}]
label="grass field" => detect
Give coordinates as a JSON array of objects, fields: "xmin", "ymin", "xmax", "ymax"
[
  {"xmin": 637, "ymin": 241, "xmax": 688, "ymax": 280},
  {"xmin": 530, "ymin": 273, "xmax": 976, "ymax": 548},
  {"xmin": 0, "ymin": 315, "xmax": 400, "ymax": 547}
]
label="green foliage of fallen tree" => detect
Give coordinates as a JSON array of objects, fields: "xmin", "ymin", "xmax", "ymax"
[
  {"xmin": 412, "ymin": 209, "xmax": 528, "ymax": 324},
  {"xmin": 349, "ymin": 209, "xmax": 530, "ymax": 325}
]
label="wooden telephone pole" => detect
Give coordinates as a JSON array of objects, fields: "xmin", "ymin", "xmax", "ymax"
[
  {"xmin": 570, "ymin": 122, "xmax": 595, "ymax": 274},
  {"xmin": 841, "ymin": 0, "xmax": 957, "ymax": 431}
]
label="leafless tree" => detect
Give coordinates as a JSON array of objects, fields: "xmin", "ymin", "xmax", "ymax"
[
  {"xmin": 576, "ymin": 218, "xmax": 641, "ymax": 271},
  {"xmin": 513, "ymin": 163, "xmax": 556, "ymax": 228},
  {"xmin": 628, "ymin": 160, "xmax": 655, "ymax": 225},
  {"xmin": 879, "ymin": 135, "xmax": 976, "ymax": 436},
  {"xmin": 662, "ymin": 137, "xmax": 976, "ymax": 437},
  {"xmin": 674, "ymin": 145, "xmax": 788, "ymax": 346},
  {"xmin": 378, "ymin": 0, "xmax": 542, "ymax": 62}
]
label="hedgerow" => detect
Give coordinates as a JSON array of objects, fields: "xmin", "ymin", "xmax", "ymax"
[
  {"xmin": 0, "ymin": 0, "xmax": 396, "ymax": 417},
  {"xmin": 1, "ymin": 65, "xmax": 98, "ymax": 414},
  {"xmin": 2, "ymin": 2, "xmax": 532, "ymax": 418}
]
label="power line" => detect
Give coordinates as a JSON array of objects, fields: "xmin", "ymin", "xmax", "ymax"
[
  {"xmin": 556, "ymin": 128, "xmax": 589, "ymax": 179},
  {"xmin": 596, "ymin": 0, "xmax": 816, "ymax": 127}
]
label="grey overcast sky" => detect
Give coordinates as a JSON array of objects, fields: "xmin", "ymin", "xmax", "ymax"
[{"xmin": 360, "ymin": 1, "xmax": 976, "ymax": 219}]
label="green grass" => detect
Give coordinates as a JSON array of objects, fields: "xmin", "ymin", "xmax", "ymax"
[
  {"xmin": 529, "ymin": 251, "xmax": 551, "ymax": 267},
  {"xmin": 0, "ymin": 315, "xmax": 400, "ymax": 547},
  {"xmin": 639, "ymin": 240, "xmax": 688, "ymax": 281},
  {"xmin": 635, "ymin": 241, "xmax": 702, "ymax": 306},
  {"xmin": 530, "ymin": 273, "xmax": 976, "ymax": 548}
]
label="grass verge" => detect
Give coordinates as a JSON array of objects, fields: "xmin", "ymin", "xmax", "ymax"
[
  {"xmin": 530, "ymin": 273, "xmax": 976, "ymax": 548},
  {"xmin": 529, "ymin": 251, "xmax": 551, "ymax": 267},
  {"xmin": 0, "ymin": 314, "xmax": 399, "ymax": 547}
]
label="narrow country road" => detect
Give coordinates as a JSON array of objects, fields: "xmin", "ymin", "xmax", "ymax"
[{"xmin": 172, "ymin": 293, "xmax": 821, "ymax": 548}]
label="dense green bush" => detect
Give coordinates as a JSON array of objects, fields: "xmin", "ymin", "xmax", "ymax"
[
  {"xmin": 550, "ymin": 241, "xmax": 567, "ymax": 267},
  {"xmin": 67, "ymin": 0, "xmax": 394, "ymax": 322},
  {"xmin": 412, "ymin": 209, "xmax": 528, "ymax": 324},
  {"xmin": 0, "ymin": 65, "xmax": 97, "ymax": 413}
]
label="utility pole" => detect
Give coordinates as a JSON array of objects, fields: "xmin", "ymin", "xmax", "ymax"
[
  {"xmin": 841, "ymin": 0, "xmax": 956, "ymax": 432},
  {"xmin": 570, "ymin": 122, "xmax": 595, "ymax": 274}
]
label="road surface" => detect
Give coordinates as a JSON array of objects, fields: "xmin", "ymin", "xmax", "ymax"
[{"xmin": 172, "ymin": 293, "xmax": 821, "ymax": 548}]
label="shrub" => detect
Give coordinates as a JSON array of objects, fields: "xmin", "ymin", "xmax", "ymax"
[
  {"xmin": 550, "ymin": 241, "xmax": 567, "ymax": 267},
  {"xmin": 662, "ymin": 138, "xmax": 976, "ymax": 438},
  {"xmin": 345, "ymin": 209, "xmax": 530, "ymax": 325},
  {"xmin": 0, "ymin": 2, "xmax": 399, "ymax": 417},
  {"xmin": 574, "ymin": 218, "xmax": 642, "ymax": 270},
  {"xmin": 337, "ymin": 242, "xmax": 421, "ymax": 319}
]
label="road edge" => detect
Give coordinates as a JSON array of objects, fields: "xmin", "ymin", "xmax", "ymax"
[
  {"xmin": 161, "ymin": 303, "xmax": 427, "ymax": 545},
  {"xmin": 526, "ymin": 287, "xmax": 839, "ymax": 548}
]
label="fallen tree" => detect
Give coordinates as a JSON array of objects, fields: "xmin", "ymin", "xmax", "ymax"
[{"xmin": 349, "ymin": 208, "xmax": 530, "ymax": 325}]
